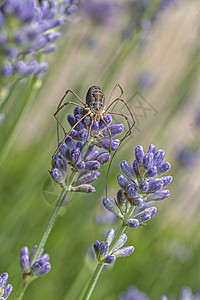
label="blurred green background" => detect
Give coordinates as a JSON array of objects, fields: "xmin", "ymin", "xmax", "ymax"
[{"xmin": 0, "ymin": 0, "xmax": 200, "ymax": 299}]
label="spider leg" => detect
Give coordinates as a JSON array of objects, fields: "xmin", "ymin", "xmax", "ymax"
[
  {"xmin": 100, "ymin": 116, "xmax": 113, "ymax": 152},
  {"xmin": 86, "ymin": 116, "xmax": 94, "ymax": 143},
  {"xmin": 105, "ymin": 83, "xmax": 124, "ymax": 109},
  {"xmin": 52, "ymin": 110, "xmax": 91, "ymax": 162},
  {"xmin": 55, "ymin": 89, "xmax": 85, "ymax": 143},
  {"xmin": 106, "ymin": 110, "xmax": 134, "ymax": 142},
  {"xmin": 54, "ymin": 101, "xmax": 85, "ymax": 143},
  {"xmin": 104, "ymin": 97, "xmax": 135, "ymax": 137}
]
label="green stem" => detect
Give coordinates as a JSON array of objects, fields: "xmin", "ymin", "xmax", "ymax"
[
  {"xmin": 15, "ymin": 282, "xmax": 28, "ymax": 300},
  {"xmin": 15, "ymin": 171, "xmax": 77, "ymax": 300},
  {"xmin": 31, "ymin": 171, "xmax": 77, "ymax": 264},
  {"xmin": 0, "ymin": 76, "xmax": 40, "ymax": 166},
  {"xmin": 80, "ymin": 264, "xmax": 104, "ymax": 300},
  {"xmin": 80, "ymin": 206, "xmax": 136, "ymax": 300}
]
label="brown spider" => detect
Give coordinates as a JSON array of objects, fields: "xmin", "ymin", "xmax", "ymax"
[{"xmin": 53, "ymin": 84, "xmax": 135, "ymax": 159}]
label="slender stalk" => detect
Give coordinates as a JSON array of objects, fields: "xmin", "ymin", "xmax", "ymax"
[
  {"xmin": 80, "ymin": 264, "xmax": 104, "ymax": 300},
  {"xmin": 15, "ymin": 171, "xmax": 77, "ymax": 300},
  {"xmin": 15, "ymin": 282, "xmax": 28, "ymax": 300},
  {"xmin": 31, "ymin": 171, "xmax": 77, "ymax": 264},
  {"xmin": 0, "ymin": 76, "xmax": 40, "ymax": 166},
  {"xmin": 80, "ymin": 205, "xmax": 136, "ymax": 300}
]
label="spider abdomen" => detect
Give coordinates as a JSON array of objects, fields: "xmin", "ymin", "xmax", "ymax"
[{"xmin": 86, "ymin": 86, "xmax": 105, "ymax": 114}]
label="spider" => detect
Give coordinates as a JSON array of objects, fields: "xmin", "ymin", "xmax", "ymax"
[{"xmin": 53, "ymin": 84, "xmax": 135, "ymax": 160}]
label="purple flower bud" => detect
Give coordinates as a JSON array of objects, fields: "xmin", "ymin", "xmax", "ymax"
[
  {"xmin": 70, "ymin": 184, "xmax": 95, "ymax": 193},
  {"xmin": 43, "ymin": 43, "xmax": 57, "ymax": 54},
  {"xmin": 154, "ymin": 150, "xmax": 165, "ymax": 167},
  {"xmin": 134, "ymin": 197, "xmax": 145, "ymax": 207},
  {"xmin": 160, "ymin": 296, "xmax": 168, "ymax": 300},
  {"xmin": 135, "ymin": 207, "xmax": 157, "ymax": 222},
  {"xmin": 31, "ymin": 260, "xmax": 51, "ymax": 277},
  {"xmin": 20, "ymin": 247, "xmax": 30, "ymax": 273},
  {"xmin": 2, "ymin": 284, "xmax": 13, "ymax": 299},
  {"xmin": 103, "ymin": 124, "xmax": 124, "ymax": 137},
  {"xmin": 120, "ymin": 160, "xmax": 136, "ymax": 180},
  {"xmin": 84, "ymin": 146, "xmax": 98, "ymax": 161},
  {"xmin": 75, "ymin": 171, "xmax": 101, "ymax": 185},
  {"xmin": 147, "ymin": 190, "xmax": 170, "ymax": 201},
  {"xmin": 51, "ymin": 168, "xmax": 65, "ymax": 185},
  {"xmin": 34, "ymin": 62, "xmax": 49, "ymax": 74},
  {"xmin": 96, "ymin": 152, "xmax": 110, "ymax": 164},
  {"xmin": 99, "ymin": 115, "xmax": 112, "ymax": 129},
  {"xmin": 59, "ymin": 143, "xmax": 70, "ymax": 159},
  {"xmin": 146, "ymin": 166, "xmax": 157, "ymax": 177},
  {"xmin": 0, "ymin": 273, "xmax": 8, "ymax": 288},
  {"xmin": 143, "ymin": 153, "xmax": 154, "ymax": 169},
  {"xmin": 103, "ymin": 255, "xmax": 116, "ymax": 264},
  {"xmin": 139, "ymin": 181, "xmax": 149, "ymax": 192},
  {"xmin": 67, "ymin": 114, "xmax": 76, "ymax": 127},
  {"xmin": 111, "ymin": 233, "xmax": 127, "ymax": 253},
  {"xmin": 157, "ymin": 162, "xmax": 171, "ymax": 175},
  {"xmin": 85, "ymin": 160, "xmax": 100, "ymax": 170},
  {"xmin": 65, "ymin": 136, "xmax": 76, "ymax": 149},
  {"xmin": 99, "ymin": 241, "xmax": 109, "ymax": 256},
  {"xmin": 148, "ymin": 144, "xmax": 156, "ymax": 154},
  {"xmin": 103, "ymin": 197, "xmax": 123, "ymax": 219},
  {"xmin": 127, "ymin": 219, "xmax": 140, "ymax": 228},
  {"xmin": 98, "ymin": 138, "xmax": 120, "ymax": 151},
  {"xmin": 76, "ymin": 161, "xmax": 85, "ymax": 170},
  {"xmin": 2, "ymin": 62, "xmax": 13, "ymax": 77},
  {"xmin": 148, "ymin": 178, "xmax": 163, "ymax": 191},
  {"xmin": 79, "ymin": 128, "xmax": 88, "ymax": 141},
  {"xmin": 132, "ymin": 159, "xmax": 140, "ymax": 177},
  {"xmin": 135, "ymin": 145, "xmax": 144, "ymax": 164},
  {"xmin": 114, "ymin": 246, "xmax": 134, "ymax": 258},
  {"xmin": 161, "ymin": 176, "xmax": 173, "ymax": 187},
  {"xmin": 117, "ymin": 174, "xmax": 129, "ymax": 189},
  {"xmin": 14, "ymin": 60, "xmax": 35, "ymax": 76},
  {"xmin": 126, "ymin": 183, "xmax": 137, "ymax": 199},
  {"xmin": 53, "ymin": 155, "xmax": 67, "ymax": 173},
  {"xmin": 105, "ymin": 229, "xmax": 115, "ymax": 246},
  {"xmin": 116, "ymin": 189, "xmax": 125, "ymax": 206},
  {"xmin": 94, "ymin": 240, "xmax": 100, "ymax": 256},
  {"xmin": 71, "ymin": 148, "xmax": 81, "ymax": 164},
  {"xmin": 74, "ymin": 107, "xmax": 81, "ymax": 116},
  {"xmin": 46, "ymin": 31, "xmax": 61, "ymax": 42}
]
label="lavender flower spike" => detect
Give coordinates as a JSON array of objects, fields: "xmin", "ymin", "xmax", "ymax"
[
  {"xmin": 51, "ymin": 105, "xmax": 124, "ymax": 192},
  {"xmin": 0, "ymin": 273, "xmax": 13, "ymax": 299},
  {"xmin": 93, "ymin": 229, "xmax": 134, "ymax": 265},
  {"xmin": 20, "ymin": 245, "xmax": 51, "ymax": 282},
  {"xmin": 104, "ymin": 144, "xmax": 173, "ymax": 229}
]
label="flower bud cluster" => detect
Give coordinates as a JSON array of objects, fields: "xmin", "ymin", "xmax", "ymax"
[
  {"xmin": 93, "ymin": 229, "xmax": 134, "ymax": 265},
  {"xmin": 0, "ymin": 273, "xmax": 13, "ymax": 299},
  {"xmin": 20, "ymin": 245, "xmax": 51, "ymax": 282},
  {"xmin": 103, "ymin": 144, "xmax": 172, "ymax": 228},
  {"xmin": 51, "ymin": 106, "xmax": 124, "ymax": 192},
  {"xmin": 0, "ymin": 0, "xmax": 78, "ymax": 85}
]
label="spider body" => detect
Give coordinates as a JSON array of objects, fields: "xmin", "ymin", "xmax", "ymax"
[
  {"xmin": 53, "ymin": 84, "xmax": 135, "ymax": 160},
  {"xmin": 86, "ymin": 86, "xmax": 105, "ymax": 120}
]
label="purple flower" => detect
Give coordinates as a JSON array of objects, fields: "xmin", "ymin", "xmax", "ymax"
[
  {"xmin": 51, "ymin": 105, "xmax": 124, "ymax": 192},
  {"xmin": 176, "ymin": 148, "xmax": 197, "ymax": 169},
  {"xmin": 93, "ymin": 229, "xmax": 134, "ymax": 265},
  {"xmin": 20, "ymin": 245, "xmax": 51, "ymax": 282},
  {"xmin": 103, "ymin": 144, "xmax": 172, "ymax": 228},
  {"xmin": 0, "ymin": 0, "xmax": 78, "ymax": 84},
  {"xmin": 0, "ymin": 272, "xmax": 13, "ymax": 299}
]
